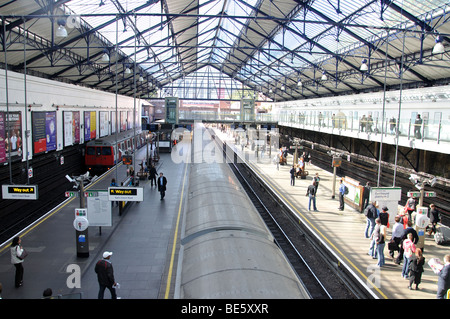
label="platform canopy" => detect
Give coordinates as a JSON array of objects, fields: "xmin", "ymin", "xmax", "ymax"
[{"xmin": 1, "ymin": 0, "xmax": 449, "ymax": 101}]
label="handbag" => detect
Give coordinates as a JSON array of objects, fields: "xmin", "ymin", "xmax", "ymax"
[{"xmin": 17, "ymin": 247, "xmax": 28, "ymax": 260}]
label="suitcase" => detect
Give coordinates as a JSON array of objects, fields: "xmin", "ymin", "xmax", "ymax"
[{"xmin": 435, "ymin": 226, "xmax": 450, "ymax": 245}]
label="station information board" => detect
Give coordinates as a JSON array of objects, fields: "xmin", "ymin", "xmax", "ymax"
[
  {"xmin": 2, "ymin": 184, "xmax": 38, "ymax": 200},
  {"xmin": 108, "ymin": 186, "xmax": 144, "ymax": 202}
]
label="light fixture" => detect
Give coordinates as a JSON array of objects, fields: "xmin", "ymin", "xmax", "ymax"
[
  {"xmin": 432, "ymin": 35, "xmax": 445, "ymax": 54},
  {"xmin": 139, "ymin": 75, "xmax": 144, "ymax": 82},
  {"xmin": 101, "ymin": 51, "xmax": 109, "ymax": 62},
  {"xmin": 321, "ymin": 71, "xmax": 328, "ymax": 81},
  {"xmin": 360, "ymin": 59, "xmax": 369, "ymax": 72},
  {"xmin": 56, "ymin": 19, "xmax": 68, "ymax": 37},
  {"xmin": 125, "ymin": 65, "xmax": 131, "ymax": 74},
  {"xmin": 297, "ymin": 80, "xmax": 302, "ymax": 87},
  {"xmin": 281, "ymin": 85, "xmax": 285, "ymax": 91}
]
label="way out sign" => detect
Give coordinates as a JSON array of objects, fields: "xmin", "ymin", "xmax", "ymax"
[{"xmin": 108, "ymin": 187, "xmax": 144, "ymax": 202}]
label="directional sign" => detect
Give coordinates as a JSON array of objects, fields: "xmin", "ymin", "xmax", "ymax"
[
  {"xmin": 2, "ymin": 185, "xmax": 38, "ymax": 200},
  {"xmin": 108, "ymin": 187, "xmax": 144, "ymax": 202},
  {"xmin": 408, "ymin": 191, "xmax": 436, "ymax": 198},
  {"xmin": 65, "ymin": 191, "xmax": 79, "ymax": 198}
]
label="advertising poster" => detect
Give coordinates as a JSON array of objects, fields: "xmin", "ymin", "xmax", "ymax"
[
  {"xmin": 120, "ymin": 111, "xmax": 127, "ymax": 132},
  {"xmin": 84, "ymin": 111, "xmax": 91, "ymax": 142},
  {"xmin": 0, "ymin": 112, "xmax": 22, "ymax": 161},
  {"xmin": 32, "ymin": 111, "xmax": 56, "ymax": 154},
  {"xmin": 90, "ymin": 111, "xmax": 96, "ymax": 140},
  {"xmin": 64, "ymin": 111, "xmax": 81, "ymax": 146},
  {"xmin": 111, "ymin": 111, "xmax": 116, "ymax": 134},
  {"xmin": 0, "ymin": 113, "xmax": 6, "ymax": 163},
  {"xmin": 99, "ymin": 111, "xmax": 108, "ymax": 137}
]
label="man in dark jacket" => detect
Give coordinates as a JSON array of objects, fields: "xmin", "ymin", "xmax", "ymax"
[
  {"xmin": 437, "ymin": 255, "xmax": 450, "ymax": 299},
  {"xmin": 95, "ymin": 251, "xmax": 117, "ymax": 299},
  {"xmin": 157, "ymin": 172, "xmax": 167, "ymax": 200}
]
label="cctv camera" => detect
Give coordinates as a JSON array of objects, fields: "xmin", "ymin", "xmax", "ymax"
[
  {"xmin": 409, "ymin": 174, "xmax": 419, "ymax": 184},
  {"xmin": 65, "ymin": 175, "xmax": 75, "ymax": 183},
  {"xmin": 429, "ymin": 177, "xmax": 437, "ymax": 187}
]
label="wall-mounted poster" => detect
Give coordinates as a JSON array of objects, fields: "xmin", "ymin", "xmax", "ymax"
[
  {"xmin": 63, "ymin": 111, "xmax": 80, "ymax": 147},
  {"xmin": 111, "ymin": 111, "xmax": 116, "ymax": 134},
  {"xmin": 120, "ymin": 111, "xmax": 127, "ymax": 132},
  {"xmin": 84, "ymin": 111, "xmax": 97, "ymax": 141},
  {"xmin": 90, "ymin": 111, "xmax": 96, "ymax": 140},
  {"xmin": 99, "ymin": 111, "xmax": 108, "ymax": 137},
  {"xmin": 0, "ymin": 112, "xmax": 6, "ymax": 163},
  {"xmin": 84, "ymin": 111, "xmax": 91, "ymax": 142},
  {"xmin": 32, "ymin": 111, "xmax": 56, "ymax": 155}
]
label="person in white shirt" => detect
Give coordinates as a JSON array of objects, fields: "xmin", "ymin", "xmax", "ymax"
[
  {"xmin": 389, "ymin": 216, "xmax": 404, "ymax": 259},
  {"xmin": 10, "ymin": 236, "xmax": 25, "ymax": 287}
]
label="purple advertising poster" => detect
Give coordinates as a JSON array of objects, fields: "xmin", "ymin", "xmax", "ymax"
[
  {"xmin": 84, "ymin": 111, "xmax": 91, "ymax": 142},
  {"xmin": 46, "ymin": 112, "xmax": 57, "ymax": 151},
  {"xmin": 0, "ymin": 112, "xmax": 6, "ymax": 163}
]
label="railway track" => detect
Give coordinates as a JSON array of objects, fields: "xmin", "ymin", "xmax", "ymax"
[{"xmin": 211, "ymin": 132, "xmax": 370, "ymax": 299}]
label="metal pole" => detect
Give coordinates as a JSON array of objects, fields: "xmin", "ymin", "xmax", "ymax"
[
  {"xmin": 23, "ymin": 18, "xmax": 30, "ymax": 184},
  {"xmin": 114, "ymin": 15, "xmax": 119, "ymax": 184},
  {"xmin": 4, "ymin": 20, "xmax": 12, "ymax": 184}
]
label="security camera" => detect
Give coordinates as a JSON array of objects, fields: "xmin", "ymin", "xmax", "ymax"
[
  {"xmin": 429, "ymin": 177, "xmax": 437, "ymax": 187},
  {"xmin": 414, "ymin": 183, "xmax": 423, "ymax": 190},
  {"xmin": 409, "ymin": 174, "xmax": 419, "ymax": 185},
  {"xmin": 65, "ymin": 175, "xmax": 75, "ymax": 183}
]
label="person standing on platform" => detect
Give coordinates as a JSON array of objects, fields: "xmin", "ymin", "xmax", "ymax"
[
  {"xmin": 148, "ymin": 164, "xmax": 158, "ymax": 187},
  {"xmin": 10, "ymin": 236, "xmax": 26, "ymax": 288},
  {"xmin": 306, "ymin": 181, "xmax": 318, "ymax": 212},
  {"xmin": 158, "ymin": 172, "xmax": 167, "ymax": 200},
  {"xmin": 364, "ymin": 201, "xmax": 378, "ymax": 239},
  {"xmin": 313, "ymin": 173, "xmax": 320, "ymax": 194},
  {"xmin": 389, "ymin": 216, "xmax": 404, "ymax": 259},
  {"xmin": 414, "ymin": 114, "xmax": 422, "ymax": 139},
  {"xmin": 427, "ymin": 204, "xmax": 440, "ymax": 236},
  {"xmin": 338, "ymin": 180, "xmax": 346, "ymax": 211},
  {"xmin": 361, "ymin": 182, "xmax": 370, "ymax": 212},
  {"xmin": 408, "ymin": 248, "xmax": 425, "ymax": 290},
  {"xmin": 369, "ymin": 218, "xmax": 381, "ymax": 259},
  {"xmin": 376, "ymin": 221, "xmax": 387, "ymax": 267},
  {"xmin": 290, "ymin": 165, "xmax": 296, "ymax": 186},
  {"xmin": 95, "ymin": 251, "xmax": 117, "ymax": 299},
  {"xmin": 436, "ymin": 254, "xmax": 450, "ymax": 299},
  {"xmin": 401, "ymin": 233, "xmax": 416, "ymax": 279},
  {"xmin": 405, "ymin": 195, "xmax": 416, "ymax": 223},
  {"xmin": 379, "ymin": 206, "xmax": 389, "ymax": 227}
]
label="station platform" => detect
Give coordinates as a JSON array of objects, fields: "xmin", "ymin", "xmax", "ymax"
[
  {"xmin": 214, "ymin": 128, "xmax": 448, "ymax": 300},
  {"xmin": 0, "ymin": 143, "xmax": 189, "ymax": 299}
]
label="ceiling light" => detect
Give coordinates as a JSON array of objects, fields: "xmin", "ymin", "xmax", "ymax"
[
  {"xmin": 101, "ymin": 52, "xmax": 109, "ymax": 62},
  {"xmin": 433, "ymin": 36, "xmax": 445, "ymax": 54},
  {"xmin": 125, "ymin": 66, "xmax": 131, "ymax": 74},
  {"xmin": 56, "ymin": 19, "xmax": 68, "ymax": 37},
  {"xmin": 139, "ymin": 76, "xmax": 144, "ymax": 82},
  {"xmin": 297, "ymin": 80, "xmax": 302, "ymax": 87},
  {"xmin": 321, "ymin": 71, "xmax": 328, "ymax": 81},
  {"xmin": 360, "ymin": 59, "xmax": 369, "ymax": 72},
  {"xmin": 281, "ymin": 85, "xmax": 285, "ymax": 91}
]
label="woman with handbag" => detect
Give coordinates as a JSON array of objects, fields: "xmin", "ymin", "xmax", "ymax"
[
  {"xmin": 10, "ymin": 236, "xmax": 27, "ymax": 287},
  {"xmin": 408, "ymin": 248, "xmax": 425, "ymax": 290}
]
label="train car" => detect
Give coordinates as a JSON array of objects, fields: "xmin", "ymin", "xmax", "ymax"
[
  {"xmin": 85, "ymin": 130, "xmax": 144, "ymax": 172},
  {"xmin": 176, "ymin": 124, "xmax": 310, "ymax": 299}
]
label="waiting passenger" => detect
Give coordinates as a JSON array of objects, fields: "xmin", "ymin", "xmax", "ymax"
[{"xmin": 408, "ymin": 248, "xmax": 425, "ymax": 290}]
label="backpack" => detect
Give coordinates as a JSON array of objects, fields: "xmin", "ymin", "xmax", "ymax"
[{"xmin": 344, "ymin": 185, "xmax": 349, "ymax": 195}]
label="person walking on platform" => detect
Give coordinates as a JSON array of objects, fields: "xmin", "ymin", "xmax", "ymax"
[
  {"xmin": 338, "ymin": 180, "xmax": 346, "ymax": 211},
  {"xmin": 379, "ymin": 206, "xmax": 389, "ymax": 227},
  {"xmin": 414, "ymin": 114, "xmax": 422, "ymax": 139},
  {"xmin": 364, "ymin": 201, "xmax": 378, "ymax": 238},
  {"xmin": 436, "ymin": 254, "xmax": 450, "ymax": 299},
  {"xmin": 408, "ymin": 248, "xmax": 425, "ymax": 290},
  {"xmin": 10, "ymin": 236, "xmax": 26, "ymax": 288},
  {"xmin": 290, "ymin": 165, "xmax": 296, "ymax": 186},
  {"xmin": 148, "ymin": 164, "xmax": 158, "ymax": 187},
  {"xmin": 95, "ymin": 251, "xmax": 117, "ymax": 299},
  {"xmin": 158, "ymin": 172, "xmax": 167, "ymax": 200},
  {"xmin": 306, "ymin": 181, "xmax": 318, "ymax": 211},
  {"xmin": 427, "ymin": 204, "xmax": 440, "ymax": 236}
]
